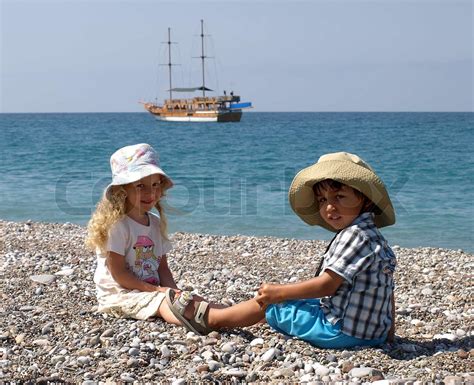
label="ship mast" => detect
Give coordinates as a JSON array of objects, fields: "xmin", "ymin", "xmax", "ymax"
[
  {"xmin": 160, "ymin": 28, "xmax": 177, "ymax": 103},
  {"xmin": 167, "ymin": 28, "xmax": 173, "ymax": 101},
  {"xmin": 200, "ymin": 19, "xmax": 206, "ymax": 97}
]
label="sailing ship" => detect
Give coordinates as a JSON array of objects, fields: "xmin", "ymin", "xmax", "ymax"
[{"xmin": 142, "ymin": 20, "xmax": 252, "ymax": 122}]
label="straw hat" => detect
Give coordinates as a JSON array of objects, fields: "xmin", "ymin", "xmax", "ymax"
[
  {"xmin": 288, "ymin": 152, "xmax": 395, "ymax": 231},
  {"xmin": 105, "ymin": 143, "xmax": 173, "ymax": 200}
]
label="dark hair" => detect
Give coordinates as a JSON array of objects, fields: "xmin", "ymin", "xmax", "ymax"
[{"xmin": 312, "ymin": 179, "xmax": 376, "ymax": 213}]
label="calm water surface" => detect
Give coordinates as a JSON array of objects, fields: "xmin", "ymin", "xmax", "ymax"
[{"xmin": 1, "ymin": 112, "xmax": 473, "ymax": 252}]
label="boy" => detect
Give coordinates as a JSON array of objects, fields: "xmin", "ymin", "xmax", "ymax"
[{"xmin": 166, "ymin": 152, "xmax": 397, "ymax": 348}]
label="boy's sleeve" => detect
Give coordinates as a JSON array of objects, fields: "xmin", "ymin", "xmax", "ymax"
[
  {"xmin": 323, "ymin": 229, "xmax": 374, "ymax": 283},
  {"xmin": 106, "ymin": 221, "xmax": 128, "ymax": 256}
]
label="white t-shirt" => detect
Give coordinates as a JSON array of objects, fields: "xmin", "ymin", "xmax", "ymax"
[{"xmin": 93, "ymin": 212, "xmax": 172, "ymax": 299}]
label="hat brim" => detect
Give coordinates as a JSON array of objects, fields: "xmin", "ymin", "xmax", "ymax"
[
  {"xmin": 105, "ymin": 164, "xmax": 173, "ymax": 201},
  {"xmin": 289, "ymin": 160, "xmax": 395, "ymax": 231}
]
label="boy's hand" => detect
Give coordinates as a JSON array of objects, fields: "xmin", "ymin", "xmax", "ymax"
[{"xmin": 256, "ymin": 283, "xmax": 284, "ymax": 304}]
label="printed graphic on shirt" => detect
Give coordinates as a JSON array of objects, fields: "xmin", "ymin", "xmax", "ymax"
[{"xmin": 132, "ymin": 235, "xmax": 161, "ymax": 285}]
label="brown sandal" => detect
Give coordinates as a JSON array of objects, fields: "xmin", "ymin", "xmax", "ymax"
[{"xmin": 165, "ymin": 288, "xmax": 213, "ymax": 336}]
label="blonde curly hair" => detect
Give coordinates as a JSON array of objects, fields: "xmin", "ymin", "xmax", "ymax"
[{"xmin": 85, "ymin": 185, "xmax": 169, "ymax": 254}]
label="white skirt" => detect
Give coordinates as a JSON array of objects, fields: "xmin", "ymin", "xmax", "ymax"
[{"xmin": 97, "ymin": 290, "xmax": 166, "ymax": 320}]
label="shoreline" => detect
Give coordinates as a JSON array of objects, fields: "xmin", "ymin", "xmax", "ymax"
[
  {"xmin": 1, "ymin": 218, "xmax": 471, "ymax": 255},
  {"xmin": 1, "ymin": 220, "xmax": 472, "ymax": 383}
]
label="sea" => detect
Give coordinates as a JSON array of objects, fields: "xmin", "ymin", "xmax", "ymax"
[{"xmin": 1, "ymin": 112, "xmax": 473, "ymax": 252}]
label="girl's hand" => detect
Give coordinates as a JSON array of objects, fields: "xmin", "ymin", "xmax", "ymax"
[
  {"xmin": 255, "ymin": 283, "xmax": 284, "ymax": 305},
  {"xmin": 156, "ymin": 286, "xmax": 182, "ymax": 295}
]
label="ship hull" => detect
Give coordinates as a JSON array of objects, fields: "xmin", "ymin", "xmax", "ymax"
[{"xmin": 151, "ymin": 110, "xmax": 242, "ymax": 123}]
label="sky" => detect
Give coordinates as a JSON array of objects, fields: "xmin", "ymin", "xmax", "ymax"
[{"xmin": 1, "ymin": 0, "xmax": 472, "ymax": 112}]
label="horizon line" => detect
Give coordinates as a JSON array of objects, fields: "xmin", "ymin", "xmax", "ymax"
[{"xmin": 1, "ymin": 110, "xmax": 473, "ymax": 114}]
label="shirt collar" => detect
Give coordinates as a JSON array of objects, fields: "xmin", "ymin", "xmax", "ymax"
[{"xmin": 350, "ymin": 212, "xmax": 375, "ymax": 228}]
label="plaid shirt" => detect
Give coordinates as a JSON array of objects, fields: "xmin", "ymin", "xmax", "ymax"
[{"xmin": 319, "ymin": 212, "xmax": 396, "ymax": 340}]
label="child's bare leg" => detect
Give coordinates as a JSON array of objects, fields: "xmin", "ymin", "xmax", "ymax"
[
  {"xmin": 154, "ymin": 300, "xmax": 182, "ymax": 326},
  {"xmin": 158, "ymin": 291, "xmax": 266, "ymax": 330},
  {"xmin": 205, "ymin": 298, "xmax": 266, "ymax": 329},
  {"xmin": 155, "ymin": 292, "xmax": 234, "ymax": 327},
  {"xmin": 193, "ymin": 294, "xmax": 228, "ymax": 310}
]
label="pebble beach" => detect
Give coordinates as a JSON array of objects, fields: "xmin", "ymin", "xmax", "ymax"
[{"xmin": 0, "ymin": 220, "xmax": 472, "ymax": 384}]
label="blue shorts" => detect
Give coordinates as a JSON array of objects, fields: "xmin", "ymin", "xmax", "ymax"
[{"xmin": 265, "ymin": 299, "xmax": 386, "ymax": 349}]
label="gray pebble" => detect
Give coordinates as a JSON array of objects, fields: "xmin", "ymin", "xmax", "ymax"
[
  {"xmin": 83, "ymin": 372, "xmax": 94, "ymax": 380},
  {"xmin": 120, "ymin": 373, "xmax": 135, "ymax": 382},
  {"xmin": 221, "ymin": 342, "xmax": 235, "ymax": 353},
  {"xmin": 261, "ymin": 347, "xmax": 277, "ymax": 362},
  {"xmin": 325, "ymin": 354, "xmax": 337, "ymax": 362},
  {"xmin": 144, "ymin": 342, "xmax": 155, "ymax": 351},
  {"xmin": 340, "ymin": 350, "xmax": 353, "ymax": 359},
  {"xmin": 300, "ymin": 373, "xmax": 313, "ymax": 382},
  {"xmin": 222, "ymin": 368, "xmax": 247, "ymax": 378},
  {"xmin": 30, "ymin": 274, "xmax": 56, "ymax": 284},
  {"xmin": 88, "ymin": 336, "xmax": 100, "ymax": 346},
  {"xmin": 313, "ymin": 363, "xmax": 330, "ymax": 376},
  {"xmin": 349, "ymin": 367, "xmax": 374, "ymax": 378},
  {"xmin": 272, "ymin": 367, "xmax": 295, "ymax": 378},
  {"xmin": 202, "ymin": 350, "xmax": 214, "ymax": 361},
  {"xmin": 77, "ymin": 356, "xmax": 91, "ymax": 367},
  {"xmin": 127, "ymin": 358, "xmax": 139, "ymax": 367},
  {"xmin": 100, "ymin": 328, "xmax": 114, "ymax": 338},
  {"xmin": 250, "ymin": 337, "xmax": 264, "ymax": 347},
  {"xmin": 51, "ymin": 356, "xmax": 66, "ymax": 365},
  {"xmin": 33, "ymin": 339, "xmax": 50, "ymax": 346},
  {"xmin": 421, "ymin": 288, "xmax": 434, "ymax": 295},
  {"xmin": 208, "ymin": 360, "xmax": 222, "ymax": 372},
  {"xmin": 41, "ymin": 321, "xmax": 54, "ymax": 335},
  {"xmin": 246, "ymin": 372, "xmax": 258, "ymax": 382},
  {"xmin": 203, "ymin": 337, "xmax": 218, "ymax": 345},
  {"xmin": 128, "ymin": 347, "xmax": 140, "ymax": 356},
  {"xmin": 160, "ymin": 345, "xmax": 171, "ymax": 358},
  {"xmin": 0, "ymin": 360, "xmax": 11, "ymax": 368}
]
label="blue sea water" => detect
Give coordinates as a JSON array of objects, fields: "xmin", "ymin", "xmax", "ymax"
[{"xmin": 1, "ymin": 112, "xmax": 473, "ymax": 252}]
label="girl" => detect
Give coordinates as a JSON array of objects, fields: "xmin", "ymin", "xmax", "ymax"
[
  {"xmin": 86, "ymin": 143, "xmax": 209, "ymax": 324},
  {"xmin": 165, "ymin": 152, "xmax": 397, "ymax": 348}
]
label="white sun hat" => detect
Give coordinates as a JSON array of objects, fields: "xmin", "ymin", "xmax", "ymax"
[{"xmin": 105, "ymin": 143, "xmax": 173, "ymax": 200}]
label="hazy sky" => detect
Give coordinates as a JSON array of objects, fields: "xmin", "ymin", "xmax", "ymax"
[{"xmin": 1, "ymin": 0, "xmax": 472, "ymax": 112}]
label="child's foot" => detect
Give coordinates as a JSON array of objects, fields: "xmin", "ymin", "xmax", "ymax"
[{"xmin": 165, "ymin": 289, "xmax": 213, "ymax": 335}]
